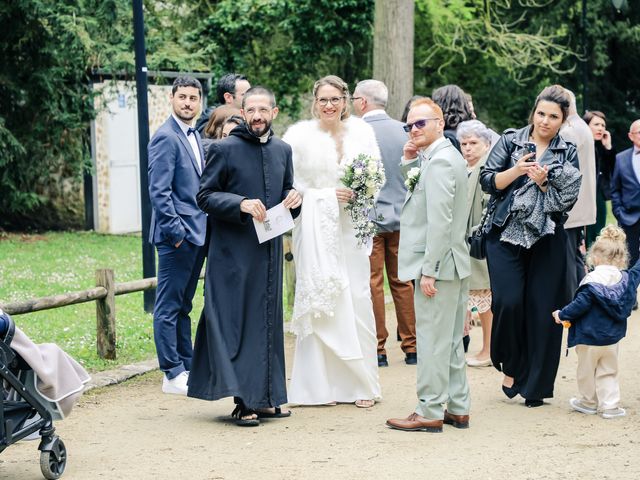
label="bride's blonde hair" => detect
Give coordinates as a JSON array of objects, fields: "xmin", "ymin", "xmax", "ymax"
[{"xmin": 587, "ymin": 225, "xmax": 629, "ymax": 269}]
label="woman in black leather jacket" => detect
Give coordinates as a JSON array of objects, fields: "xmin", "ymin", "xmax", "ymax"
[{"xmin": 479, "ymin": 85, "xmax": 581, "ymax": 408}]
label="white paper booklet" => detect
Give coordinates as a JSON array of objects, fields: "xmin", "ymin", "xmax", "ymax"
[{"xmin": 252, "ymin": 202, "xmax": 294, "ymax": 244}]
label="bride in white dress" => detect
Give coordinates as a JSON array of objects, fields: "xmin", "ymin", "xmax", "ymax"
[{"xmin": 283, "ymin": 75, "xmax": 382, "ymax": 407}]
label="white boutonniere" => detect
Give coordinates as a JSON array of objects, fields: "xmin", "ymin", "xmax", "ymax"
[{"xmin": 405, "ymin": 167, "xmax": 421, "ymax": 193}]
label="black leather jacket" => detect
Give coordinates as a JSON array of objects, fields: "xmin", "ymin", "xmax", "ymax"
[{"xmin": 479, "ymin": 125, "xmax": 578, "ymax": 228}]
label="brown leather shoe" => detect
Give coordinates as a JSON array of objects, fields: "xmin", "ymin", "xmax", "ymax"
[
  {"xmin": 443, "ymin": 410, "xmax": 469, "ymax": 429},
  {"xmin": 386, "ymin": 413, "xmax": 443, "ymax": 433}
]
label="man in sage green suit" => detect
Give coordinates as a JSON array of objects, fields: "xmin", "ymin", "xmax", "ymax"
[{"xmin": 386, "ymin": 98, "xmax": 471, "ymax": 433}]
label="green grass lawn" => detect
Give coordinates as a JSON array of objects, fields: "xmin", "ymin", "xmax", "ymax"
[
  {"xmin": 0, "ymin": 230, "xmax": 391, "ymax": 372},
  {"xmin": 0, "ymin": 232, "xmax": 205, "ymax": 371}
]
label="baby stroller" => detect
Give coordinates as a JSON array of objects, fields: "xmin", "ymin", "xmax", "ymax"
[{"xmin": 1, "ymin": 312, "xmax": 69, "ymax": 479}]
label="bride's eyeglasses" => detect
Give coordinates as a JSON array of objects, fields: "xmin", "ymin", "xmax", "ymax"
[
  {"xmin": 316, "ymin": 96, "xmax": 345, "ymax": 106},
  {"xmin": 403, "ymin": 118, "xmax": 439, "ymax": 132}
]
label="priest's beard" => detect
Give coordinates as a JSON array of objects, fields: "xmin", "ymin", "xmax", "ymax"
[{"xmin": 249, "ymin": 119, "xmax": 271, "ymax": 137}]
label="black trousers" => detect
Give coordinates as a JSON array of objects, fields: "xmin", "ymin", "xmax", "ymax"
[
  {"xmin": 620, "ymin": 219, "xmax": 640, "ymax": 268},
  {"xmin": 565, "ymin": 227, "xmax": 586, "ymax": 295},
  {"xmin": 486, "ymin": 224, "xmax": 571, "ymax": 400}
]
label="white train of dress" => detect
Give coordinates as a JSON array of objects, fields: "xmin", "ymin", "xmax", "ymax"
[{"xmin": 283, "ymin": 117, "xmax": 382, "ymax": 404}]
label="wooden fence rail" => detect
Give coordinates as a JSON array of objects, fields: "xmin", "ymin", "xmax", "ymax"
[
  {"xmin": 0, "ymin": 244, "xmax": 297, "ymax": 361},
  {"xmin": 0, "ymin": 269, "xmax": 170, "ymax": 361}
]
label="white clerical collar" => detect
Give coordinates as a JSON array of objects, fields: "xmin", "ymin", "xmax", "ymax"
[
  {"xmin": 171, "ymin": 113, "xmax": 194, "ymax": 135},
  {"xmin": 420, "ymin": 136, "xmax": 447, "ymax": 159},
  {"xmin": 362, "ymin": 109, "xmax": 386, "ymax": 119},
  {"xmin": 259, "ymin": 131, "xmax": 270, "ymax": 143}
]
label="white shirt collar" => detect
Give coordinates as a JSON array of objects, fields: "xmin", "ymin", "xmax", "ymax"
[
  {"xmin": 362, "ymin": 109, "xmax": 386, "ymax": 119},
  {"xmin": 420, "ymin": 136, "xmax": 447, "ymax": 159},
  {"xmin": 171, "ymin": 113, "xmax": 194, "ymax": 136}
]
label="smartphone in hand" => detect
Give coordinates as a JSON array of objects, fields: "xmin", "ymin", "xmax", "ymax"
[{"xmin": 523, "ymin": 142, "xmax": 536, "ymax": 162}]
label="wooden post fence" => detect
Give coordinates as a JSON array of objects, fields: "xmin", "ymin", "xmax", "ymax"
[
  {"xmin": 0, "ymin": 250, "xmax": 295, "ymax": 360},
  {"xmin": 0, "ymin": 269, "xmax": 166, "ymax": 360},
  {"xmin": 95, "ymin": 269, "xmax": 116, "ymax": 360}
]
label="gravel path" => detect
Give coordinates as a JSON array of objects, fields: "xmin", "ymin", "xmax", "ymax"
[{"xmin": 2, "ymin": 305, "xmax": 640, "ymax": 479}]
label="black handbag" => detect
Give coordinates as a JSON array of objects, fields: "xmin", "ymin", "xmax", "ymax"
[{"xmin": 468, "ymin": 198, "xmax": 496, "ymax": 260}]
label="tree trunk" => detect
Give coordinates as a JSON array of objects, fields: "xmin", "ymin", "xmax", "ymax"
[{"xmin": 373, "ymin": 0, "xmax": 414, "ymax": 120}]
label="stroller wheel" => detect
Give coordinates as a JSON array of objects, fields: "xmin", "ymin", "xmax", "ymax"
[{"xmin": 40, "ymin": 437, "xmax": 67, "ymax": 479}]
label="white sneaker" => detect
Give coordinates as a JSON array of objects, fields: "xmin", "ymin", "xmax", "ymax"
[
  {"xmin": 569, "ymin": 397, "xmax": 596, "ymax": 415},
  {"xmin": 162, "ymin": 371, "xmax": 188, "ymax": 395},
  {"xmin": 466, "ymin": 357, "xmax": 492, "ymax": 367},
  {"xmin": 601, "ymin": 407, "xmax": 626, "ymax": 419}
]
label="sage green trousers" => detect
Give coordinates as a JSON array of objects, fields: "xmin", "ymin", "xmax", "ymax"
[{"xmin": 414, "ymin": 273, "xmax": 470, "ymax": 420}]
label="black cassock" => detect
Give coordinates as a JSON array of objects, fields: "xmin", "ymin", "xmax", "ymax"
[{"xmin": 188, "ymin": 125, "xmax": 300, "ymax": 409}]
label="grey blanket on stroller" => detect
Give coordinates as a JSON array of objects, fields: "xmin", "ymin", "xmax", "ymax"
[{"xmin": 7, "ymin": 323, "xmax": 90, "ymax": 418}]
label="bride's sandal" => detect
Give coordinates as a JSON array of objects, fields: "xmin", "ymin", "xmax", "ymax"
[
  {"xmin": 355, "ymin": 399, "xmax": 375, "ymax": 408},
  {"xmin": 231, "ymin": 404, "xmax": 260, "ymax": 427}
]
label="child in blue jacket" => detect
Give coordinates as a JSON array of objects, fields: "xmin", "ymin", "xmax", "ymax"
[{"xmin": 553, "ymin": 225, "xmax": 640, "ymax": 419}]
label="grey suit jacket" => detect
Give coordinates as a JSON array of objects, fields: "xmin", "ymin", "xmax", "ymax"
[
  {"xmin": 398, "ymin": 138, "xmax": 471, "ymax": 282},
  {"xmin": 363, "ymin": 113, "xmax": 408, "ymax": 232}
]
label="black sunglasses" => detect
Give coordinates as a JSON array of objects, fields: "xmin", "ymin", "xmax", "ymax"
[{"xmin": 403, "ymin": 117, "xmax": 439, "ymax": 132}]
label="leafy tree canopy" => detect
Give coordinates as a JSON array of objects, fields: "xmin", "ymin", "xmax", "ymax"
[
  {"xmin": 414, "ymin": 0, "xmax": 640, "ymax": 146},
  {"xmin": 1, "ymin": 0, "xmax": 637, "ymax": 230}
]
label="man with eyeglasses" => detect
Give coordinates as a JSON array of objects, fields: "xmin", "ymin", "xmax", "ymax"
[
  {"xmin": 352, "ymin": 80, "xmax": 417, "ymax": 368},
  {"xmin": 612, "ymin": 119, "xmax": 640, "ymax": 302},
  {"xmin": 386, "ymin": 98, "xmax": 471, "ymax": 433},
  {"xmin": 188, "ymin": 86, "xmax": 302, "ymax": 426}
]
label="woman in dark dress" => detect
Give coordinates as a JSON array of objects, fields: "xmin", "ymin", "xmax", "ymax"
[
  {"xmin": 479, "ymin": 85, "xmax": 582, "ymax": 407},
  {"xmin": 583, "ymin": 110, "xmax": 616, "ymax": 248}
]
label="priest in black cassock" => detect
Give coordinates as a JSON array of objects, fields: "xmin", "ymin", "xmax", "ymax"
[{"xmin": 188, "ymin": 86, "xmax": 302, "ymax": 427}]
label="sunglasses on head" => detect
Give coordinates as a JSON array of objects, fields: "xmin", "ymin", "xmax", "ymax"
[{"xmin": 403, "ymin": 117, "xmax": 439, "ymax": 132}]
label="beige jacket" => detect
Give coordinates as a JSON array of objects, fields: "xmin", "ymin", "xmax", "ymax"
[
  {"xmin": 561, "ymin": 114, "xmax": 596, "ymax": 229},
  {"xmin": 466, "ymin": 156, "xmax": 491, "ymax": 290}
]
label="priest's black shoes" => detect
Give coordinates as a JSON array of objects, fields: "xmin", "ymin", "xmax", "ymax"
[{"xmin": 377, "ymin": 354, "xmax": 389, "ymax": 367}]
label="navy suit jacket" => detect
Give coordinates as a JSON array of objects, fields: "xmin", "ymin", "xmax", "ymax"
[
  {"xmin": 611, "ymin": 147, "xmax": 640, "ymax": 226},
  {"xmin": 148, "ymin": 116, "xmax": 207, "ymax": 246}
]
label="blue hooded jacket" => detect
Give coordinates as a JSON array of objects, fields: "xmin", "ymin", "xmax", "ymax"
[{"xmin": 559, "ymin": 260, "xmax": 640, "ymax": 348}]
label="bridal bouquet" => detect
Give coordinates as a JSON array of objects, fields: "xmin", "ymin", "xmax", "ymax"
[{"xmin": 341, "ymin": 153, "xmax": 386, "ymax": 246}]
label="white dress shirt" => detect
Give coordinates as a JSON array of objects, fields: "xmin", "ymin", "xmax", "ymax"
[{"xmin": 172, "ymin": 113, "xmax": 203, "ymax": 175}]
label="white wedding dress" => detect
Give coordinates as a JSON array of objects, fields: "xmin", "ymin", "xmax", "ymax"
[{"xmin": 283, "ymin": 117, "xmax": 382, "ymax": 404}]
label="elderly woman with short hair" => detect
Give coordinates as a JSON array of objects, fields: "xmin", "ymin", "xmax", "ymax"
[{"xmin": 457, "ymin": 120, "xmax": 494, "ymax": 367}]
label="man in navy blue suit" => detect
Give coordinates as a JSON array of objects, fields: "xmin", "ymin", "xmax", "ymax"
[
  {"xmin": 612, "ymin": 119, "xmax": 640, "ymax": 282},
  {"xmin": 148, "ymin": 76, "xmax": 208, "ymax": 395}
]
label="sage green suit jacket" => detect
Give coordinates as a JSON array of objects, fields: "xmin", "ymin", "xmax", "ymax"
[{"xmin": 398, "ymin": 138, "xmax": 471, "ymax": 283}]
